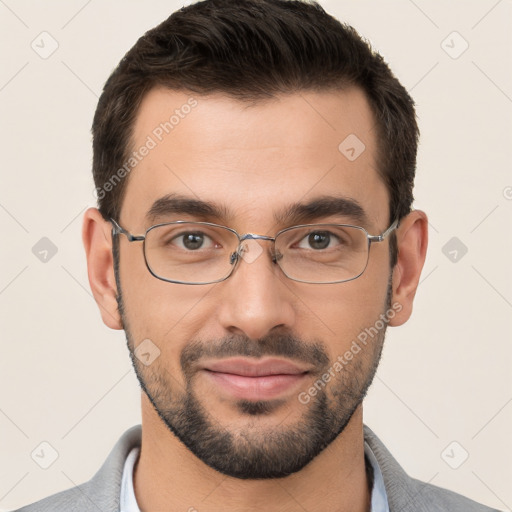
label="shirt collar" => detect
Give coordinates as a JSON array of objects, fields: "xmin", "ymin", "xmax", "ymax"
[{"xmin": 365, "ymin": 440, "xmax": 390, "ymax": 512}]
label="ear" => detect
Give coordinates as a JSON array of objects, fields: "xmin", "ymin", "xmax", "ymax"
[
  {"xmin": 388, "ymin": 210, "xmax": 428, "ymax": 327},
  {"xmin": 82, "ymin": 207, "xmax": 123, "ymax": 330}
]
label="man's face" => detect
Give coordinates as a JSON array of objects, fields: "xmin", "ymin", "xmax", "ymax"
[{"xmin": 115, "ymin": 87, "xmax": 392, "ymax": 478}]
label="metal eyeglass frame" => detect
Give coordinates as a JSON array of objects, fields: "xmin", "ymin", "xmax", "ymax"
[{"xmin": 110, "ymin": 218, "xmax": 399, "ymax": 285}]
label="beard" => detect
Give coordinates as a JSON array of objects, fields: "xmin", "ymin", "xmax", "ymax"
[{"xmin": 114, "ymin": 241, "xmax": 391, "ymax": 479}]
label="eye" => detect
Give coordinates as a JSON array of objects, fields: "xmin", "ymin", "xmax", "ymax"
[
  {"xmin": 296, "ymin": 230, "xmax": 343, "ymax": 250},
  {"xmin": 170, "ymin": 231, "xmax": 217, "ymax": 251}
]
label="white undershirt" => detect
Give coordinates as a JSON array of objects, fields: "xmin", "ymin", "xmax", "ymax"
[
  {"xmin": 120, "ymin": 443, "xmax": 389, "ymax": 511},
  {"xmin": 120, "ymin": 446, "xmax": 140, "ymax": 512}
]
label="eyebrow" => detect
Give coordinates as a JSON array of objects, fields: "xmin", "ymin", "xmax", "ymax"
[
  {"xmin": 146, "ymin": 193, "xmax": 368, "ymax": 227},
  {"xmin": 275, "ymin": 195, "xmax": 368, "ymax": 227},
  {"xmin": 146, "ymin": 194, "xmax": 233, "ymax": 224}
]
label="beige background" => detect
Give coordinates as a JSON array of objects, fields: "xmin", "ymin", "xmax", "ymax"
[{"xmin": 1, "ymin": 0, "xmax": 511, "ymax": 510}]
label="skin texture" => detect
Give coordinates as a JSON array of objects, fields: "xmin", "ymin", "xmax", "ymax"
[{"xmin": 83, "ymin": 87, "xmax": 428, "ymax": 512}]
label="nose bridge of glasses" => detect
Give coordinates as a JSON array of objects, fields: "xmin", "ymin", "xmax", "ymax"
[
  {"xmin": 231, "ymin": 233, "xmax": 279, "ymax": 265},
  {"xmin": 239, "ymin": 233, "xmax": 276, "ymax": 242}
]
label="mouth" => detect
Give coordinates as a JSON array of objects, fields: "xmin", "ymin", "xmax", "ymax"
[{"xmin": 200, "ymin": 357, "xmax": 311, "ymax": 401}]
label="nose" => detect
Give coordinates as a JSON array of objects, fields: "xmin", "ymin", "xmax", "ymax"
[{"xmin": 216, "ymin": 239, "xmax": 296, "ymax": 341}]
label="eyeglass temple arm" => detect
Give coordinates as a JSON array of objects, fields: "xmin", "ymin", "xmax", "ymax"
[
  {"xmin": 110, "ymin": 218, "xmax": 145, "ymax": 242},
  {"xmin": 367, "ymin": 218, "xmax": 400, "ymax": 243}
]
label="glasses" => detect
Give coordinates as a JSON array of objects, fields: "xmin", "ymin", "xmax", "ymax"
[{"xmin": 110, "ymin": 218, "xmax": 399, "ymax": 285}]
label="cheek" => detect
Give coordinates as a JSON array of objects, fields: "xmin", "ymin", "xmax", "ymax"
[
  {"xmin": 297, "ymin": 258, "xmax": 390, "ymax": 359},
  {"xmin": 118, "ymin": 245, "xmax": 195, "ymax": 347},
  {"xmin": 119, "ymin": 241, "xmax": 206, "ymax": 328}
]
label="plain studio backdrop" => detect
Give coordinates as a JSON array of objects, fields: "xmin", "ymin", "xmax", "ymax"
[{"xmin": 0, "ymin": 1, "xmax": 511, "ymax": 510}]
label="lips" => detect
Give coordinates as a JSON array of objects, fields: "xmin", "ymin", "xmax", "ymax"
[
  {"xmin": 201, "ymin": 357, "xmax": 311, "ymax": 401},
  {"xmin": 203, "ymin": 357, "xmax": 311, "ymax": 377}
]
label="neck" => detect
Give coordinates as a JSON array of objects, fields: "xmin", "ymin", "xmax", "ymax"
[{"xmin": 133, "ymin": 393, "xmax": 370, "ymax": 512}]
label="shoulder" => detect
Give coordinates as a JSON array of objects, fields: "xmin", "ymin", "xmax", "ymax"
[
  {"xmin": 404, "ymin": 474, "xmax": 501, "ymax": 511},
  {"xmin": 363, "ymin": 424, "xmax": 502, "ymax": 512},
  {"xmin": 11, "ymin": 425, "xmax": 142, "ymax": 512},
  {"xmin": 12, "ymin": 483, "xmax": 91, "ymax": 512}
]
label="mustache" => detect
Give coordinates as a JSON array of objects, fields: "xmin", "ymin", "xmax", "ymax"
[{"xmin": 180, "ymin": 331, "xmax": 330, "ymax": 377}]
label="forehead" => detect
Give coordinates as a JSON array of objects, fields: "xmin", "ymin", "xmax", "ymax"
[{"xmin": 122, "ymin": 86, "xmax": 389, "ymax": 231}]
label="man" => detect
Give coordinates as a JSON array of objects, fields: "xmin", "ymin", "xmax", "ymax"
[{"xmin": 15, "ymin": 0, "xmax": 501, "ymax": 511}]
